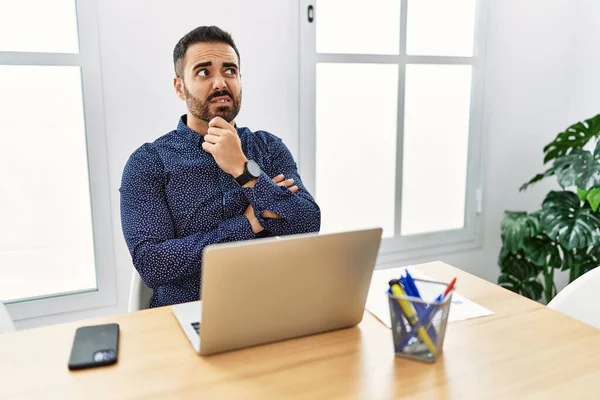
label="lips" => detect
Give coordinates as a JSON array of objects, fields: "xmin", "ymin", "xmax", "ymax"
[{"xmin": 210, "ymin": 96, "xmax": 232, "ymax": 104}]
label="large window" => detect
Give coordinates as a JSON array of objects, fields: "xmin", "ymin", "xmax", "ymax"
[
  {"xmin": 0, "ymin": 0, "xmax": 115, "ymax": 320},
  {"xmin": 300, "ymin": 0, "xmax": 487, "ymax": 263}
]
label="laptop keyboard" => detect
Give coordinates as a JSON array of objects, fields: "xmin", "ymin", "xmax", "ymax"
[{"xmin": 191, "ymin": 322, "xmax": 200, "ymax": 335}]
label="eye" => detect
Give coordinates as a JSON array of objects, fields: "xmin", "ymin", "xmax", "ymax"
[
  {"xmin": 224, "ymin": 68, "xmax": 236, "ymax": 76},
  {"xmin": 198, "ymin": 69, "xmax": 209, "ymax": 77}
]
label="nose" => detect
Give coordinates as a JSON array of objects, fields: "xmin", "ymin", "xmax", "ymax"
[{"xmin": 212, "ymin": 72, "xmax": 228, "ymax": 91}]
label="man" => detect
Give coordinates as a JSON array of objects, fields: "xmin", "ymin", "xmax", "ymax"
[{"xmin": 120, "ymin": 26, "xmax": 321, "ymax": 308}]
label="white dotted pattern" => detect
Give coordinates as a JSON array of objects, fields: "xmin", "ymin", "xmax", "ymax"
[{"xmin": 120, "ymin": 116, "xmax": 321, "ymax": 307}]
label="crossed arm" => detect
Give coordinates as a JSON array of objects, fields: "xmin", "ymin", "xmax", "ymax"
[{"xmin": 120, "ymin": 120, "xmax": 320, "ymax": 289}]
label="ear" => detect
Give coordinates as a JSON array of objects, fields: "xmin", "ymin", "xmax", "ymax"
[{"xmin": 174, "ymin": 76, "xmax": 186, "ymax": 101}]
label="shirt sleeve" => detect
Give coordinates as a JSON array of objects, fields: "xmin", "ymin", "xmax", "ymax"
[
  {"xmin": 241, "ymin": 136, "xmax": 321, "ymax": 236},
  {"xmin": 119, "ymin": 144, "xmax": 256, "ymax": 289}
]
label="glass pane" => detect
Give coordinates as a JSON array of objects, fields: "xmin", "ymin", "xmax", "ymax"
[
  {"xmin": 0, "ymin": 66, "xmax": 96, "ymax": 302},
  {"xmin": 406, "ymin": 0, "xmax": 476, "ymax": 57},
  {"xmin": 0, "ymin": 0, "xmax": 79, "ymax": 53},
  {"xmin": 401, "ymin": 64, "xmax": 472, "ymax": 236},
  {"xmin": 316, "ymin": 0, "xmax": 401, "ymax": 55},
  {"xmin": 316, "ymin": 63, "xmax": 398, "ymax": 237}
]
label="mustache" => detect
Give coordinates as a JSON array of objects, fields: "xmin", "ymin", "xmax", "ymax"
[{"xmin": 207, "ymin": 90, "xmax": 234, "ymax": 102}]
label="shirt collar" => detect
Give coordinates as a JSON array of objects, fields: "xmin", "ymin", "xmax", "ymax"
[
  {"xmin": 176, "ymin": 115, "xmax": 241, "ymax": 147},
  {"xmin": 176, "ymin": 115, "xmax": 204, "ymax": 147}
]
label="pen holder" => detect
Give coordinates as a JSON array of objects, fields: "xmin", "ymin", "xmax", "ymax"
[{"xmin": 387, "ymin": 279, "xmax": 453, "ymax": 363}]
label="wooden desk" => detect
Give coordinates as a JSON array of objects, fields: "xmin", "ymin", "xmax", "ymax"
[{"xmin": 2, "ymin": 261, "xmax": 600, "ymax": 399}]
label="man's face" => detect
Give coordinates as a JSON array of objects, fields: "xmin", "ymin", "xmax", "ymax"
[{"xmin": 175, "ymin": 42, "xmax": 242, "ymax": 123}]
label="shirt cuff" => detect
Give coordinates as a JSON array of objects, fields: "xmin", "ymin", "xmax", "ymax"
[{"xmin": 242, "ymin": 172, "xmax": 291, "ymax": 214}]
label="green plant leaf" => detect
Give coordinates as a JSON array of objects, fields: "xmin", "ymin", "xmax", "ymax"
[
  {"xmin": 587, "ymin": 187, "xmax": 600, "ymax": 211},
  {"xmin": 543, "ymin": 114, "xmax": 600, "ymax": 164},
  {"xmin": 541, "ymin": 191, "xmax": 600, "ymax": 250},
  {"xmin": 562, "ymin": 247, "xmax": 600, "ymax": 281},
  {"xmin": 523, "ymin": 235, "xmax": 561, "ymax": 268},
  {"xmin": 577, "ymin": 187, "xmax": 589, "ymax": 202},
  {"xmin": 520, "ymin": 167, "xmax": 555, "ymax": 192},
  {"xmin": 561, "ymin": 247, "xmax": 574, "ymax": 271},
  {"xmin": 500, "ymin": 211, "xmax": 541, "ymax": 253},
  {"xmin": 542, "ymin": 264, "xmax": 558, "ymax": 303},
  {"xmin": 585, "ymin": 245, "xmax": 600, "ymax": 266},
  {"xmin": 498, "ymin": 249, "xmax": 544, "ymax": 301},
  {"xmin": 553, "ymin": 146, "xmax": 600, "ymax": 190},
  {"xmin": 581, "ymin": 255, "xmax": 600, "ymax": 278}
]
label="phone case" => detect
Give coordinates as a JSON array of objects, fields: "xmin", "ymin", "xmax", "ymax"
[{"xmin": 68, "ymin": 323, "xmax": 120, "ymax": 370}]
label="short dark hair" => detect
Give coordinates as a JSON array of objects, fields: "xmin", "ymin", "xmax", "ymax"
[{"xmin": 173, "ymin": 26, "xmax": 240, "ymax": 78}]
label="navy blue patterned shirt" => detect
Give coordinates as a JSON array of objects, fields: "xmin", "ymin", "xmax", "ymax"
[{"xmin": 120, "ymin": 116, "xmax": 321, "ymax": 307}]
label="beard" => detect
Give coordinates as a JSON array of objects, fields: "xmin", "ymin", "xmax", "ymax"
[{"xmin": 184, "ymin": 85, "xmax": 242, "ymax": 123}]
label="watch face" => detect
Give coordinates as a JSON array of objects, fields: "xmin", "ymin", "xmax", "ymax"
[{"xmin": 246, "ymin": 160, "xmax": 261, "ymax": 178}]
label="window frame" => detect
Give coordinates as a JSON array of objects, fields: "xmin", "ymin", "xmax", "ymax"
[
  {"xmin": 0, "ymin": 0, "xmax": 117, "ymax": 320},
  {"xmin": 299, "ymin": 0, "xmax": 489, "ymax": 263}
]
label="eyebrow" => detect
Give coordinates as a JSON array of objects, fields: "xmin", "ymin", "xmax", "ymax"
[
  {"xmin": 222, "ymin": 62, "xmax": 239, "ymax": 70},
  {"xmin": 191, "ymin": 61, "xmax": 239, "ymax": 72},
  {"xmin": 191, "ymin": 61, "xmax": 212, "ymax": 71}
]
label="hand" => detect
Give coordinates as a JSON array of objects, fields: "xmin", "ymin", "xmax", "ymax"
[
  {"xmin": 271, "ymin": 174, "xmax": 298, "ymax": 193},
  {"xmin": 244, "ymin": 204, "xmax": 264, "ymax": 234},
  {"xmin": 244, "ymin": 174, "xmax": 297, "ymax": 226},
  {"xmin": 202, "ymin": 117, "xmax": 248, "ymax": 177}
]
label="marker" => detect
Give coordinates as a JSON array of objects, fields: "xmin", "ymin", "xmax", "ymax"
[
  {"xmin": 401, "ymin": 272, "xmax": 437, "ymax": 342},
  {"xmin": 389, "ymin": 279, "xmax": 437, "ymax": 355}
]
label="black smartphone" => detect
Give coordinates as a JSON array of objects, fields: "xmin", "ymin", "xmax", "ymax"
[{"xmin": 68, "ymin": 323, "xmax": 120, "ymax": 371}]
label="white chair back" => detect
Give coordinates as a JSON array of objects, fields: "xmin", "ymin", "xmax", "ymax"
[
  {"xmin": 128, "ymin": 269, "xmax": 154, "ymax": 312},
  {"xmin": 547, "ymin": 267, "xmax": 600, "ymax": 329},
  {"xmin": 0, "ymin": 301, "xmax": 15, "ymax": 333}
]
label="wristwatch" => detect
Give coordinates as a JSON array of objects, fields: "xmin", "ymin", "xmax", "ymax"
[{"xmin": 234, "ymin": 160, "xmax": 261, "ymax": 186}]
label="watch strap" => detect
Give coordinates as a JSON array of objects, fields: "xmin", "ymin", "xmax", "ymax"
[{"xmin": 234, "ymin": 168, "xmax": 253, "ymax": 186}]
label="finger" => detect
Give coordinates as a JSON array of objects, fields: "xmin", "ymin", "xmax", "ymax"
[
  {"xmin": 204, "ymin": 134, "xmax": 219, "ymax": 144},
  {"xmin": 276, "ymin": 178, "xmax": 294, "ymax": 187},
  {"xmin": 201, "ymin": 141, "xmax": 215, "ymax": 153},
  {"xmin": 209, "ymin": 116, "xmax": 231, "ymax": 129},
  {"xmin": 289, "ymin": 186, "xmax": 299, "ymax": 193},
  {"xmin": 271, "ymin": 174, "xmax": 285, "ymax": 183},
  {"xmin": 207, "ymin": 127, "xmax": 229, "ymax": 137}
]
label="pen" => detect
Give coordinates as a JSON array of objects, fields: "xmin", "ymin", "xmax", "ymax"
[
  {"xmin": 389, "ymin": 279, "xmax": 437, "ymax": 355},
  {"xmin": 387, "ymin": 287, "xmax": 404, "ymax": 329},
  {"xmin": 402, "ymin": 272, "xmax": 437, "ymax": 341},
  {"xmin": 404, "ymin": 271, "xmax": 421, "ymax": 298},
  {"xmin": 434, "ymin": 277, "xmax": 457, "ymax": 302}
]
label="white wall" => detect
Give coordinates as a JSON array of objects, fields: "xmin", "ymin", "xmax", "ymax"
[
  {"xmin": 15, "ymin": 0, "xmax": 599, "ymax": 328},
  {"xmin": 568, "ymin": 0, "xmax": 600, "ymax": 123}
]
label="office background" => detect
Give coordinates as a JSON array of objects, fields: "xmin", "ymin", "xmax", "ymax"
[{"xmin": 4, "ymin": 0, "xmax": 600, "ymax": 329}]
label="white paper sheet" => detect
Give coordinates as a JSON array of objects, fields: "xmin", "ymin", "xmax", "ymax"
[{"xmin": 365, "ymin": 266, "xmax": 494, "ymax": 328}]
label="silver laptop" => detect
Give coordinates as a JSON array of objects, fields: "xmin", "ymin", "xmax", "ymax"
[{"xmin": 172, "ymin": 227, "xmax": 382, "ymax": 356}]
